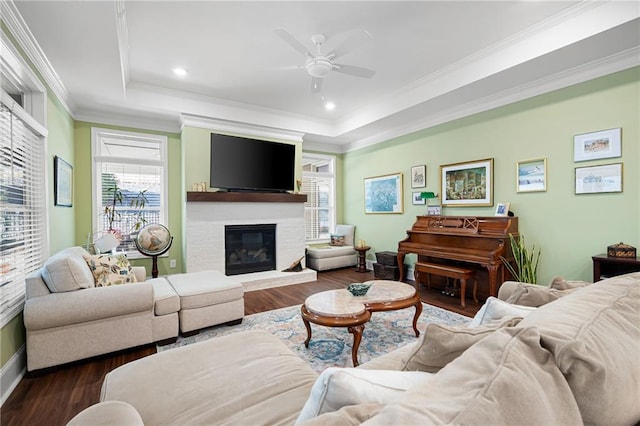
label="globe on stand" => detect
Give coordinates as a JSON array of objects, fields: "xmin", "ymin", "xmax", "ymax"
[{"xmin": 134, "ymin": 224, "xmax": 173, "ymax": 278}]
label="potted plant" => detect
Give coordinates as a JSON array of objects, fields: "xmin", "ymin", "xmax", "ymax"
[
  {"xmin": 501, "ymin": 233, "xmax": 542, "ymax": 284},
  {"xmin": 103, "ymin": 184, "xmax": 148, "ymax": 240}
]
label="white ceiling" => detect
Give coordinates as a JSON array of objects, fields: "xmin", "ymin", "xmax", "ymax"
[{"xmin": 9, "ymin": 1, "xmax": 640, "ymax": 152}]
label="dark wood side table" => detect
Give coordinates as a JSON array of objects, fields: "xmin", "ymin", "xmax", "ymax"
[
  {"xmin": 592, "ymin": 254, "xmax": 640, "ymax": 281},
  {"xmin": 354, "ymin": 246, "xmax": 371, "ymax": 273}
]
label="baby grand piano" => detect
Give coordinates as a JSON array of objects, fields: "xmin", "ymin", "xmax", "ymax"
[{"xmin": 397, "ymin": 215, "xmax": 519, "ymax": 298}]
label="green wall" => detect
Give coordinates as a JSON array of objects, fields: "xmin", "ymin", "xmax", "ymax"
[
  {"xmin": 73, "ymin": 122, "xmax": 184, "ymax": 275},
  {"xmin": 342, "ymin": 67, "xmax": 640, "ymax": 283},
  {"xmin": 181, "ymin": 126, "xmax": 303, "ymax": 192},
  {"xmin": 0, "ymin": 23, "xmax": 77, "ymax": 369}
]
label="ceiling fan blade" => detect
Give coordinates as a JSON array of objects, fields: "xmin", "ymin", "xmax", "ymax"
[
  {"xmin": 268, "ymin": 64, "xmax": 305, "ymax": 72},
  {"xmin": 333, "ymin": 64, "xmax": 376, "ymax": 78},
  {"xmin": 310, "ymin": 77, "xmax": 323, "ymax": 93},
  {"xmin": 327, "ymin": 29, "xmax": 373, "ymax": 60},
  {"xmin": 275, "ymin": 28, "xmax": 313, "ymax": 57}
]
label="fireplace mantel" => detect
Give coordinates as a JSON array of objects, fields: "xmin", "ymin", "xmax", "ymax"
[{"xmin": 186, "ymin": 191, "xmax": 307, "ymax": 203}]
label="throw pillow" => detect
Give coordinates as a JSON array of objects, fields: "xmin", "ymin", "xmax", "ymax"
[
  {"xmin": 402, "ymin": 316, "xmax": 523, "ymax": 373},
  {"xmin": 83, "ymin": 254, "xmax": 138, "ymax": 286},
  {"xmin": 549, "ymin": 276, "xmax": 591, "ymax": 290},
  {"xmin": 330, "ymin": 234, "xmax": 345, "ymax": 246},
  {"xmin": 503, "ymin": 282, "xmax": 578, "ymax": 307},
  {"xmin": 295, "ymin": 367, "xmax": 431, "ymax": 424},
  {"xmin": 467, "ymin": 296, "xmax": 537, "ymax": 327},
  {"xmin": 41, "ymin": 252, "xmax": 95, "ymax": 292}
]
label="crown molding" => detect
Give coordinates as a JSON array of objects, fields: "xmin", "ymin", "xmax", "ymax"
[
  {"xmin": 344, "ymin": 47, "xmax": 640, "ymax": 153},
  {"xmin": 181, "ymin": 114, "xmax": 305, "ymax": 143},
  {"xmin": 74, "ymin": 108, "xmax": 182, "ymax": 134},
  {"xmin": 335, "ymin": 1, "xmax": 639, "ymax": 138},
  {"xmin": 1, "ymin": 0, "xmax": 74, "ymax": 116}
]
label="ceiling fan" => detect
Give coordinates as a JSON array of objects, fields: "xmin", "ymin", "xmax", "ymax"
[{"xmin": 274, "ymin": 28, "xmax": 376, "ymax": 93}]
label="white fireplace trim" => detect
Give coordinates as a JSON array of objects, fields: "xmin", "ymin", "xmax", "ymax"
[{"xmin": 185, "ymin": 201, "xmax": 306, "ymax": 274}]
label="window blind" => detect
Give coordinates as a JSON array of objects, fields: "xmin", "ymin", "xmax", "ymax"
[
  {"xmin": 0, "ymin": 102, "xmax": 46, "ymax": 326},
  {"xmin": 302, "ymin": 154, "xmax": 335, "ymax": 243}
]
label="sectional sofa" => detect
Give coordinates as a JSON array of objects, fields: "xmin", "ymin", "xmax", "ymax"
[
  {"xmin": 68, "ymin": 272, "xmax": 640, "ymax": 425},
  {"xmin": 23, "ymin": 246, "xmax": 244, "ymax": 371}
]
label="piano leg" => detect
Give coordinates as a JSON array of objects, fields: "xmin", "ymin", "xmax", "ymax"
[
  {"xmin": 397, "ymin": 252, "xmax": 407, "ymax": 281},
  {"xmin": 487, "ymin": 264, "xmax": 500, "ymax": 297}
]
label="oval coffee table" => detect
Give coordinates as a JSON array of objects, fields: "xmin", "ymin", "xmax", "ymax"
[{"xmin": 300, "ymin": 280, "xmax": 422, "ymax": 366}]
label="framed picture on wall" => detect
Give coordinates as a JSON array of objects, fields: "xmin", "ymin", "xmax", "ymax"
[
  {"xmin": 54, "ymin": 156, "xmax": 73, "ymax": 207},
  {"xmin": 410, "ymin": 165, "xmax": 426, "ymax": 188},
  {"xmin": 573, "ymin": 128, "xmax": 621, "ymax": 162},
  {"xmin": 440, "ymin": 158, "xmax": 493, "ymax": 206},
  {"xmin": 412, "ymin": 191, "xmax": 426, "ymax": 205},
  {"xmin": 364, "ymin": 173, "xmax": 404, "ymax": 214},
  {"xmin": 516, "ymin": 158, "xmax": 547, "ymax": 192},
  {"xmin": 575, "ymin": 163, "xmax": 623, "ymax": 194}
]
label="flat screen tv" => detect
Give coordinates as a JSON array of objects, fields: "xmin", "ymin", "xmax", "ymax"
[{"xmin": 210, "ymin": 133, "xmax": 295, "ymax": 193}]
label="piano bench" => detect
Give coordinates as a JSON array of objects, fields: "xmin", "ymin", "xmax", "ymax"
[{"xmin": 414, "ymin": 262, "xmax": 478, "ymax": 308}]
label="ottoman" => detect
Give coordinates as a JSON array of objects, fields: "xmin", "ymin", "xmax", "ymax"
[{"xmin": 167, "ymin": 270, "xmax": 244, "ymax": 334}]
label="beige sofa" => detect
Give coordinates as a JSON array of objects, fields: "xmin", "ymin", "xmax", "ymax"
[
  {"xmin": 24, "ymin": 246, "xmax": 180, "ymax": 371},
  {"xmin": 68, "ymin": 272, "xmax": 640, "ymax": 425}
]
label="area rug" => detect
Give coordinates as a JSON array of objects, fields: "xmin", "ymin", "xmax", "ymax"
[{"xmin": 158, "ymin": 303, "xmax": 470, "ymax": 373}]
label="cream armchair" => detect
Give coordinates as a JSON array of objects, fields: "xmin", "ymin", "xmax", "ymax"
[{"xmin": 306, "ymin": 225, "xmax": 357, "ymax": 271}]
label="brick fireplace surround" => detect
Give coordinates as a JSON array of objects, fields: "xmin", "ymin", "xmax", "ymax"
[{"xmin": 185, "ymin": 192, "xmax": 317, "ymax": 291}]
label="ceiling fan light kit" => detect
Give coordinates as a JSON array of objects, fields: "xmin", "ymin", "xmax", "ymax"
[
  {"xmin": 275, "ymin": 28, "xmax": 375, "ymax": 93},
  {"xmin": 305, "ymin": 57, "xmax": 333, "ymax": 78}
]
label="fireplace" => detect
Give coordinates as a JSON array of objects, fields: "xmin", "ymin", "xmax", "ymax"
[{"xmin": 225, "ymin": 224, "xmax": 276, "ymax": 275}]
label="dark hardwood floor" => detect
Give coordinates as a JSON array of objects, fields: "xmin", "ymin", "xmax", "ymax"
[{"xmin": 1, "ymin": 268, "xmax": 479, "ymax": 426}]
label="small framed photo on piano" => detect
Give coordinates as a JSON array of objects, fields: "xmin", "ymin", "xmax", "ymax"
[{"xmin": 495, "ymin": 202, "xmax": 510, "ymax": 216}]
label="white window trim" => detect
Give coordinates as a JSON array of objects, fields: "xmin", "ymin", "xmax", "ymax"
[
  {"xmin": 91, "ymin": 127, "xmax": 168, "ymax": 259},
  {"xmin": 302, "ymin": 152, "xmax": 336, "ymax": 245},
  {"xmin": 0, "ymin": 30, "xmax": 48, "ymax": 328}
]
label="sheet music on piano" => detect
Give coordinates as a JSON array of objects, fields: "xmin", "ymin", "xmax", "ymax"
[{"xmin": 397, "ymin": 215, "xmax": 519, "ymax": 298}]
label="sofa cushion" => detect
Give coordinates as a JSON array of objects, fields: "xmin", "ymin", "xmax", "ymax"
[
  {"xmin": 365, "ymin": 327, "xmax": 582, "ymax": 425},
  {"xmin": 295, "ymin": 368, "xmax": 431, "ymax": 424},
  {"xmin": 41, "ymin": 250, "xmax": 95, "ymax": 293},
  {"xmin": 518, "ymin": 272, "xmax": 640, "ymax": 425},
  {"xmin": 167, "ymin": 270, "xmax": 243, "ymax": 309},
  {"xmin": 467, "ymin": 296, "xmax": 536, "ymax": 327},
  {"xmin": 306, "ymin": 245, "xmax": 356, "ymax": 259},
  {"xmin": 334, "ymin": 224, "xmax": 355, "ymax": 246},
  {"xmin": 101, "ymin": 330, "xmax": 317, "ymax": 426},
  {"xmin": 67, "ymin": 401, "xmax": 143, "ymax": 426},
  {"xmin": 83, "ymin": 254, "xmax": 138, "ymax": 286},
  {"xmin": 402, "ymin": 316, "xmax": 522, "ymax": 373}
]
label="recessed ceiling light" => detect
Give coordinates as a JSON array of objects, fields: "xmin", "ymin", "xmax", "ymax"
[
  {"xmin": 324, "ymin": 101, "xmax": 336, "ymax": 111},
  {"xmin": 173, "ymin": 67, "xmax": 188, "ymax": 77}
]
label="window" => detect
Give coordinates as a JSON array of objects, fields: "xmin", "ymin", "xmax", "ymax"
[
  {"xmin": 1, "ymin": 34, "xmax": 47, "ymax": 327},
  {"xmin": 302, "ymin": 153, "xmax": 336, "ymax": 243},
  {"xmin": 91, "ymin": 128, "xmax": 167, "ymax": 257}
]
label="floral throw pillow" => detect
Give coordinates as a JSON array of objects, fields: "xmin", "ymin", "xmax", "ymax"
[{"xmin": 83, "ymin": 254, "xmax": 138, "ymax": 286}]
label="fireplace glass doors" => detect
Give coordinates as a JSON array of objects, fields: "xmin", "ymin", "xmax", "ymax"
[{"xmin": 224, "ymin": 224, "xmax": 276, "ymax": 275}]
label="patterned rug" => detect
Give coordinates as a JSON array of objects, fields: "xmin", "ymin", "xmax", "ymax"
[{"xmin": 158, "ymin": 303, "xmax": 470, "ymax": 373}]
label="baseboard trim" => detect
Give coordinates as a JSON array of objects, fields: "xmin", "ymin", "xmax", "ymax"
[{"xmin": 1, "ymin": 345, "xmax": 26, "ymax": 406}]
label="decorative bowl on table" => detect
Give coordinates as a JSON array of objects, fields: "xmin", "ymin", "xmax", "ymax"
[{"xmin": 347, "ymin": 283, "xmax": 372, "ymax": 296}]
